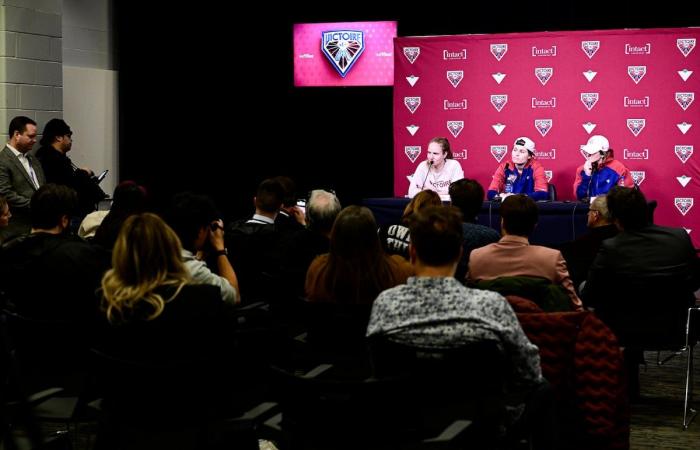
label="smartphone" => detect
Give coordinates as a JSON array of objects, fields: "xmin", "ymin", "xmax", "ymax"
[
  {"xmin": 96, "ymin": 169, "xmax": 109, "ymax": 183},
  {"xmin": 296, "ymin": 199, "xmax": 306, "ymax": 216}
]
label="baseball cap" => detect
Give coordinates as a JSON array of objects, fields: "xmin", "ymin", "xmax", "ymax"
[
  {"xmin": 581, "ymin": 135, "xmax": 610, "ymax": 154},
  {"xmin": 513, "ymin": 136, "xmax": 536, "ymax": 153}
]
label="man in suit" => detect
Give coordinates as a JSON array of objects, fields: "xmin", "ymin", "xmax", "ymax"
[{"xmin": 0, "ymin": 116, "xmax": 45, "ymax": 240}]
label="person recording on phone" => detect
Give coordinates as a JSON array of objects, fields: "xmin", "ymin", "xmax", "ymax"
[
  {"xmin": 487, "ymin": 136, "xmax": 548, "ymax": 201},
  {"xmin": 574, "ymin": 135, "xmax": 633, "ymax": 201},
  {"xmin": 407, "ymin": 137, "xmax": 464, "ymax": 198}
]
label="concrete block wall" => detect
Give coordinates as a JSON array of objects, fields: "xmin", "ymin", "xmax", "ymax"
[{"xmin": 0, "ymin": 0, "xmax": 63, "ymax": 141}]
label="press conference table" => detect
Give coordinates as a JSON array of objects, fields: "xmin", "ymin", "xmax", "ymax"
[{"xmin": 363, "ymin": 198, "xmax": 590, "ymax": 248}]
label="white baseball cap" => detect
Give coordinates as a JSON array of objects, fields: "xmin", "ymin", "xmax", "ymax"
[
  {"xmin": 513, "ymin": 136, "xmax": 536, "ymax": 153},
  {"xmin": 581, "ymin": 135, "xmax": 610, "ymax": 154}
]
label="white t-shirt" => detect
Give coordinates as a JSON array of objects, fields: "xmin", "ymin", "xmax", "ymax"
[{"xmin": 408, "ymin": 159, "xmax": 464, "ymax": 198}]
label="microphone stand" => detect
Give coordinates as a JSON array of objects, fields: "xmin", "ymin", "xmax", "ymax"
[
  {"xmin": 420, "ymin": 161, "xmax": 433, "ymax": 190},
  {"xmin": 584, "ymin": 162, "xmax": 598, "ymax": 202}
]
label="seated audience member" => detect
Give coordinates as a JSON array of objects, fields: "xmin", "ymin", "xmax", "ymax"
[
  {"xmin": 82, "ymin": 181, "xmax": 148, "ymax": 245},
  {"xmin": 407, "ymin": 137, "xmax": 464, "ymax": 198},
  {"xmin": 560, "ymin": 195, "xmax": 618, "ymax": 293},
  {"xmin": 0, "ymin": 184, "xmax": 109, "ymax": 321},
  {"xmin": 574, "ymin": 135, "xmax": 633, "ymax": 201},
  {"xmin": 305, "ymin": 205, "xmax": 413, "ymax": 304},
  {"xmin": 468, "ymin": 195, "xmax": 582, "ymax": 311},
  {"xmin": 165, "ymin": 192, "xmax": 239, "ymax": 305},
  {"xmin": 449, "ymin": 178, "xmax": 500, "ymax": 280},
  {"xmin": 273, "ymin": 175, "xmax": 305, "ymax": 231},
  {"xmin": 379, "ymin": 189, "xmax": 442, "ymax": 259},
  {"xmin": 487, "ymin": 136, "xmax": 548, "ymax": 201}
]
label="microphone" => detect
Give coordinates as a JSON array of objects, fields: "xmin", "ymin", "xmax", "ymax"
[
  {"xmin": 591, "ymin": 161, "xmax": 599, "ymax": 173},
  {"xmin": 420, "ymin": 160, "xmax": 433, "ymax": 190}
]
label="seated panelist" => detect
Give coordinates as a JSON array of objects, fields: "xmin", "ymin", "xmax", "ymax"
[
  {"xmin": 487, "ymin": 136, "xmax": 548, "ymax": 201},
  {"xmin": 574, "ymin": 135, "xmax": 633, "ymax": 201},
  {"xmin": 407, "ymin": 137, "xmax": 464, "ymax": 199}
]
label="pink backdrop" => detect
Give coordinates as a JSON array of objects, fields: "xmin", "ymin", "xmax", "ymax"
[{"xmin": 393, "ymin": 28, "xmax": 699, "ymax": 247}]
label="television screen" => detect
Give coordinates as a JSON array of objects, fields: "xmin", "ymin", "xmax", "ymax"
[{"xmin": 293, "ymin": 21, "xmax": 397, "ymax": 87}]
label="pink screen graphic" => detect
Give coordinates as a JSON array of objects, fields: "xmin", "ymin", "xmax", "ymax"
[{"xmin": 294, "ymin": 21, "xmax": 397, "ymax": 86}]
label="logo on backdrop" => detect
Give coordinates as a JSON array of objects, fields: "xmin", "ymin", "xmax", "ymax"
[
  {"xmin": 625, "ymin": 43, "xmax": 651, "ymax": 55},
  {"xmin": 627, "ymin": 119, "xmax": 646, "ymax": 137},
  {"xmin": 532, "ymin": 97, "xmax": 556, "ymax": 108},
  {"xmin": 623, "ymin": 148, "xmax": 649, "ymax": 160},
  {"xmin": 535, "ymin": 119, "xmax": 552, "ymax": 137},
  {"xmin": 535, "ymin": 67, "xmax": 553, "ymax": 85},
  {"xmin": 492, "ymin": 123, "xmax": 506, "ymax": 135},
  {"xmin": 452, "ymin": 149, "xmax": 468, "ymax": 160},
  {"xmin": 630, "ymin": 171, "xmax": 646, "ymax": 186},
  {"xmin": 674, "ymin": 198, "xmax": 694, "ymax": 216},
  {"xmin": 535, "ymin": 149, "xmax": 556, "ymax": 160},
  {"xmin": 583, "ymin": 70, "xmax": 597, "ymax": 82},
  {"xmin": 544, "ymin": 170, "xmax": 553, "ymax": 182},
  {"xmin": 678, "ymin": 69, "xmax": 693, "ymax": 82},
  {"xmin": 490, "ymin": 95, "xmax": 508, "ymax": 112},
  {"xmin": 676, "ymin": 92, "xmax": 695, "ymax": 110},
  {"xmin": 321, "ymin": 30, "xmax": 365, "ymax": 77},
  {"xmin": 491, "ymin": 44, "xmax": 508, "ymax": 61},
  {"xmin": 675, "ymin": 145, "xmax": 694, "ymax": 164},
  {"xmin": 490, "ymin": 145, "xmax": 508, "ymax": 162},
  {"xmin": 624, "ymin": 96, "xmax": 650, "ymax": 108},
  {"xmin": 404, "ymin": 146, "xmax": 421, "ymax": 163},
  {"xmin": 580, "ymin": 93, "xmax": 599, "ymax": 111},
  {"xmin": 447, "ymin": 121, "xmax": 464, "ymax": 138},
  {"xmin": 532, "ymin": 45, "xmax": 557, "ymax": 56},
  {"xmin": 628, "ymin": 66, "xmax": 647, "ymax": 84},
  {"xmin": 677, "ymin": 175, "xmax": 691, "ymax": 187},
  {"xmin": 677, "ymin": 38, "xmax": 696, "ymax": 57},
  {"xmin": 406, "ymin": 125, "xmax": 419, "ymax": 136},
  {"xmin": 446, "ymin": 71, "xmax": 464, "ymax": 88},
  {"xmin": 492, "ymin": 72, "xmax": 506, "ymax": 84},
  {"xmin": 677, "ymin": 122, "xmax": 693, "ymax": 135},
  {"xmin": 406, "ymin": 75, "xmax": 419, "ymax": 87},
  {"xmin": 404, "ymin": 97, "xmax": 421, "ymax": 114},
  {"xmin": 443, "ymin": 49, "xmax": 467, "ymax": 60},
  {"xmin": 403, "ymin": 47, "xmax": 420, "ymax": 64},
  {"xmin": 582, "ymin": 122, "xmax": 597, "ymax": 134},
  {"xmin": 581, "ymin": 41, "xmax": 600, "ymax": 58},
  {"xmin": 444, "ymin": 99, "xmax": 468, "ymax": 110}
]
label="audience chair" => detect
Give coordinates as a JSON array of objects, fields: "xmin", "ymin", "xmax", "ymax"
[{"xmin": 682, "ymin": 305, "xmax": 699, "ymax": 429}]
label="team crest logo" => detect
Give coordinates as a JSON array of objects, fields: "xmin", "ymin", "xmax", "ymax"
[
  {"xmin": 630, "ymin": 171, "xmax": 646, "ymax": 186},
  {"xmin": 403, "ymin": 47, "xmax": 420, "ymax": 64},
  {"xmin": 678, "ymin": 122, "xmax": 692, "ymax": 134},
  {"xmin": 321, "ymin": 30, "xmax": 365, "ymax": 77},
  {"xmin": 580, "ymin": 93, "xmax": 599, "ymax": 111},
  {"xmin": 492, "ymin": 123, "xmax": 506, "ymax": 135},
  {"xmin": 490, "ymin": 44, "xmax": 508, "ymax": 61},
  {"xmin": 544, "ymin": 170, "xmax": 553, "ymax": 183},
  {"xmin": 628, "ymin": 66, "xmax": 647, "ymax": 84},
  {"xmin": 404, "ymin": 97, "xmax": 421, "ymax": 114},
  {"xmin": 406, "ymin": 125, "xmax": 419, "ymax": 136},
  {"xmin": 535, "ymin": 68, "xmax": 553, "ymax": 85},
  {"xmin": 627, "ymin": 119, "xmax": 646, "ymax": 136},
  {"xmin": 675, "ymin": 145, "xmax": 694, "ymax": 163},
  {"xmin": 447, "ymin": 121, "xmax": 464, "ymax": 138},
  {"xmin": 675, "ymin": 198, "xmax": 694, "ymax": 216},
  {"xmin": 677, "ymin": 175, "xmax": 691, "ymax": 187},
  {"xmin": 446, "ymin": 71, "xmax": 464, "ymax": 88},
  {"xmin": 678, "ymin": 69, "xmax": 693, "ymax": 82},
  {"xmin": 492, "ymin": 72, "xmax": 506, "ymax": 84},
  {"xmin": 676, "ymin": 92, "xmax": 695, "ymax": 110},
  {"xmin": 583, "ymin": 70, "xmax": 597, "ymax": 82},
  {"xmin": 677, "ymin": 38, "xmax": 696, "ymax": 57},
  {"xmin": 535, "ymin": 119, "xmax": 552, "ymax": 137},
  {"xmin": 404, "ymin": 146, "xmax": 421, "ymax": 163},
  {"xmin": 490, "ymin": 95, "xmax": 508, "ymax": 112},
  {"xmin": 490, "ymin": 145, "xmax": 508, "ymax": 162},
  {"xmin": 406, "ymin": 75, "xmax": 419, "ymax": 87},
  {"xmin": 583, "ymin": 122, "xmax": 597, "ymax": 134},
  {"xmin": 581, "ymin": 41, "xmax": 600, "ymax": 58}
]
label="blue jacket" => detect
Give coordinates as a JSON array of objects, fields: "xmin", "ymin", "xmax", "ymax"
[{"xmin": 487, "ymin": 160, "xmax": 548, "ymax": 201}]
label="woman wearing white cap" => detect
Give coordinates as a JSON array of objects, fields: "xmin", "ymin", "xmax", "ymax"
[
  {"xmin": 408, "ymin": 137, "xmax": 464, "ymax": 198},
  {"xmin": 487, "ymin": 136, "xmax": 548, "ymax": 201},
  {"xmin": 574, "ymin": 135, "xmax": 633, "ymax": 201}
]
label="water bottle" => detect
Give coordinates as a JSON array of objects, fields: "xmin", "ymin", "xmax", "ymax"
[{"xmin": 505, "ymin": 174, "xmax": 516, "ymax": 194}]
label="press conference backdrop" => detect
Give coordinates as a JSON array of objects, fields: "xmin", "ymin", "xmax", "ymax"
[{"xmin": 393, "ymin": 28, "xmax": 699, "ymax": 247}]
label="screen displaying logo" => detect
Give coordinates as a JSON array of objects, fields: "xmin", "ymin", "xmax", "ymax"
[{"xmin": 321, "ymin": 30, "xmax": 365, "ymax": 77}]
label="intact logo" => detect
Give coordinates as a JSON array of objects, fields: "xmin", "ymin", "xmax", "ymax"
[
  {"xmin": 535, "ymin": 67, "xmax": 553, "ymax": 85},
  {"xmin": 532, "ymin": 97, "xmax": 556, "ymax": 108},
  {"xmin": 624, "ymin": 96, "xmax": 650, "ymax": 108},
  {"xmin": 535, "ymin": 149, "xmax": 556, "ymax": 160},
  {"xmin": 676, "ymin": 92, "xmax": 695, "ymax": 110},
  {"xmin": 404, "ymin": 146, "xmax": 421, "ymax": 163},
  {"xmin": 675, "ymin": 145, "xmax": 694, "ymax": 164},
  {"xmin": 623, "ymin": 148, "xmax": 649, "ymax": 160},
  {"xmin": 581, "ymin": 41, "xmax": 600, "ymax": 58},
  {"xmin": 625, "ymin": 43, "xmax": 651, "ymax": 55},
  {"xmin": 444, "ymin": 99, "xmax": 467, "ymax": 110},
  {"xmin": 535, "ymin": 119, "xmax": 552, "ymax": 137},
  {"xmin": 404, "ymin": 97, "xmax": 421, "ymax": 114},
  {"xmin": 446, "ymin": 70, "xmax": 464, "ymax": 88},
  {"xmin": 628, "ymin": 66, "xmax": 646, "ymax": 84},
  {"xmin": 580, "ymin": 93, "xmax": 599, "ymax": 111},
  {"xmin": 677, "ymin": 38, "xmax": 696, "ymax": 57},
  {"xmin": 321, "ymin": 30, "xmax": 365, "ymax": 77},
  {"xmin": 452, "ymin": 149, "xmax": 468, "ymax": 160},
  {"xmin": 675, "ymin": 198, "xmax": 694, "ymax": 216},
  {"xmin": 544, "ymin": 170, "xmax": 553, "ymax": 183},
  {"xmin": 403, "ymin": 47, "xmax": 420, "ymax": 64},
  {"xmin": 532, "ymin": 46, "xmax": 556, "ymax": 56},
  {"xmin": 443, "ymin": 49, "xmax": 467, "ymax": 60},
  {"xmin": 447, "ymin": 121, "xmax": 464, "ymax": 138},
  {"xmin": 627, "ymin": 119, "xmax": 646, "ymax": 137},
  {"xmin": 630, "ymin": 171, "xmax": 646, "ymax": 186},
  {"xmin": 491, "ymin": 44, "xmax": 508, "ymax": 61},
  {"xmin": 490, "ymin": 145, "xmax": 508, "ymax": 162},
  {"xmin": 491, "ymin": 95, "xmax": 508, "ymax": 112}
]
